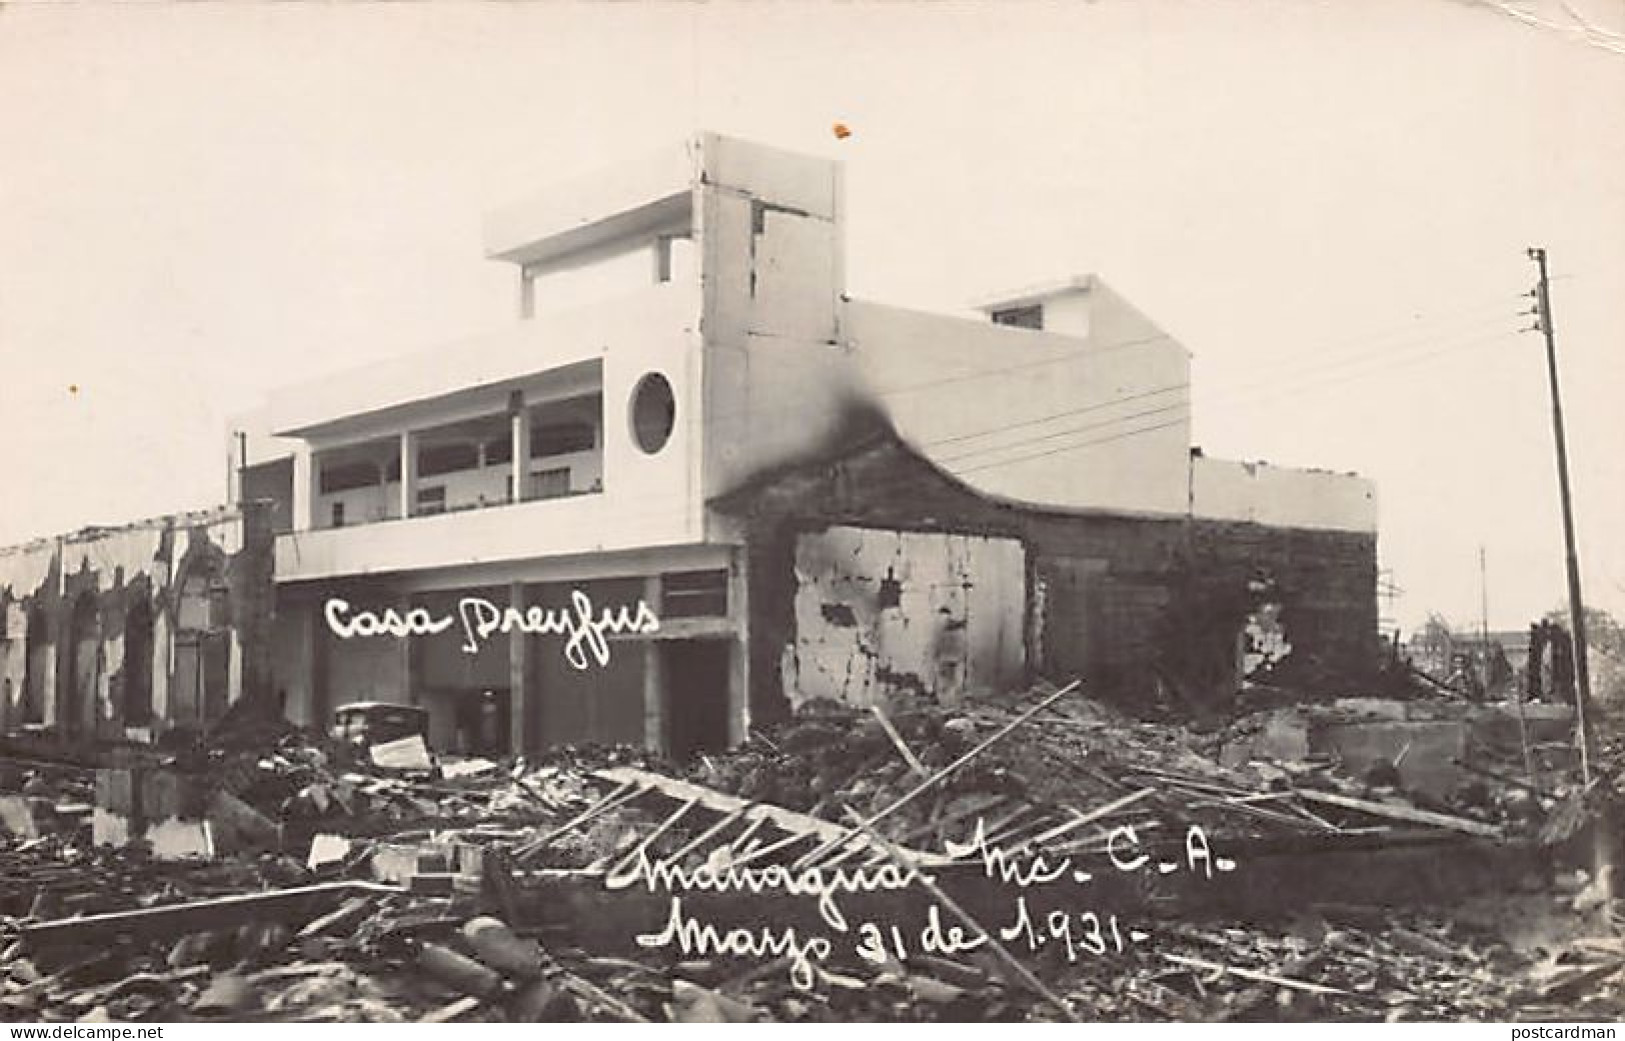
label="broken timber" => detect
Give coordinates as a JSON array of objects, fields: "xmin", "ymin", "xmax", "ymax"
[
  {"xmin": 22, "ymin": 881, "xmax": 401, "ymax": 950},
  {"xmin": 1296, "ymin": 789, "xmax": 1503, "ymax": 839},
  {"xmin": 591, "ymin": 765, "xmax": 950, "ymax": 867}
]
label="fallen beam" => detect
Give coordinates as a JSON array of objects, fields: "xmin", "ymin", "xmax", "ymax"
[
  {"xmin": 1295, "ymin": 789, "xmax": 1503, "ymax": 839},
  {"xmin": 593, "ymin": 765, "xmax": 946, "ymax": 866},
  {"xmin": 21, "ymin": 881, "xmax": 401, "ymax": 951}
]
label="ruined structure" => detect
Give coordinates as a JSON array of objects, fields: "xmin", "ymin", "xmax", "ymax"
[
  {"xmin": 0, "ymin": 505, "xmax": 276, "ymax": 741},
  {"xmin": 220, "ymin": 132, "xmax": 1378, "ymax": 755}
]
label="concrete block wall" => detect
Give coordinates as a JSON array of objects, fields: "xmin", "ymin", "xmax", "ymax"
[{"xmin": 718, "ymin": 435, "xmax": 1379, "ymax": 719}]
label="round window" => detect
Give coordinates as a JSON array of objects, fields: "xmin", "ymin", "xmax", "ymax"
[{"xmin": 630, "ymin": 372, "xmax": 676, "ymax": 455}]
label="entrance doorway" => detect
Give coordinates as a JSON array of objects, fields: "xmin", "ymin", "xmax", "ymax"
[
  {"xmin": 660, "ymin": 640, "xmax": 731, "ymax": 761},
  {"xmin": 449, "ymin": 688, "xmax": 511, "ymax": 757}
]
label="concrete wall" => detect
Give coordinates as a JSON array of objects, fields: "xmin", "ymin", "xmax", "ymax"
[
  {"xmin": 721, "ymin": 436, "xmax": 1379, "ymax": 720},
  {"xmin": 695, "ymin": 135, "xmax": 863, "ymax": 514},
  {"xmin": 785, "ymin": 525, "xmax": 1026, "ymax": 709},
  {"xmin": 1191, "ymin": 456, "xmax": 1377, "ymax": 533},
  {"xmin": 0, "ymin": 504, "xmax": 275, "ymax": 740},
  {"xmin": 844, "ymin": 297, "xmax": 1193, "ymax": 517}
]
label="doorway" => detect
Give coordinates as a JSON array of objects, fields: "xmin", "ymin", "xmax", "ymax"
[{"xmin": 660, "ymin": 640, "xmax": 731, "ymax": 761}]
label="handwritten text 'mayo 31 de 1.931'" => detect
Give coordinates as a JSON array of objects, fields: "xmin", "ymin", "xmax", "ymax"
[
  {"xmin": 610, "ymin": 816, "xmax": 1240, "ymax": 992},
  {"xmin": 321, "ymin": 591, "xmax": 660, "ymax": 670}
]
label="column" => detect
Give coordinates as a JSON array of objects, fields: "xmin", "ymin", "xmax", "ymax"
[
  {"xmin": 399, "ymin": 431, "xmax": 417, "ymax": 520},
  {"xmin": 651, "ymin": 236, "xmax": 673, "ymax": 284},
  {"xmin": 292, "ymin": 446, "xmax": 316, "ymax": 532},
  {"xmin": 642, "ymin": 575, "xmax": 664, "ymax": 753},
  {"xmin": 402, "ymin": 595, "xmax": 417, "ymax": 708},
  {"xmin": 519, "ymin": 267, "xmax": 536, "ymax": 320},
  {"xmin": 727, "ymin": 555, "xmax": 750, "ymax": 747},
  {"xmin": 508, "ymin": 582, "xmax": 528, "ymax": 757},
  {"xmin": 509, "ymin": 391, "xmax": 529, "ymax": 504}
]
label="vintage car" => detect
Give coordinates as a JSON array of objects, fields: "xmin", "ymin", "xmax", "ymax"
[{"xmin": 329, "ymin": 702, "xmax": 435, "ymax": 773}]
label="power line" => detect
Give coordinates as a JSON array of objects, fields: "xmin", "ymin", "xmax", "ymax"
[
  {"xmin": 870, "ymin": 330, "xmax": 1175, "ymax": 398},
  {"xmin": 922, "ymin": 322, "xmax": 1522, "ymax": 473},
  {"xmin": 933, "ymin": 399, "xmax": 1192, "ymax": 467},
  {"xmin": 948, "ymin": 414, "xmax": 1193, "ymax": 478},
  {"xmin": 924, "ymin": 382, "xmax": 1190, "ymax": 449}
]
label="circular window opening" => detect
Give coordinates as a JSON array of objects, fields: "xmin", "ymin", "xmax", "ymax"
[{"xmin": 630, "ymin": 372, "xmax": 676, "ymax": 455}]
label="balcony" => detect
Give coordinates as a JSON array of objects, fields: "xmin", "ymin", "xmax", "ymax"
[
  {"xmin": 267, "ymin": 282, "xmax": 702, "ymax": 583},
  {"xmin": 310, "ymin": 382, "xmax": 606, "ymax": 533}
]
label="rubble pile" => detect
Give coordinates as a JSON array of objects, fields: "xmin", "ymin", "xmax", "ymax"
[
  {"xmin": 1, "ymin": 682, "xmax": 1621, "ymax": 1021},
  {"xmin": 688, "ymin": 683, "xmax": 1524, "ymax": 855},
  {"xmin": 6, "ymin": 870, "xmax": 1616, "ymax": 1022}
]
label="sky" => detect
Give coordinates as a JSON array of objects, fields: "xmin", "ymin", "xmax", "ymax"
[{"xmin": 1, "ymin": 0, "xmax": 1621, "ymax": 635}]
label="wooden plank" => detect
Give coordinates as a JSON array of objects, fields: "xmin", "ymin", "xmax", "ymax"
[
  {"xmin": 667, "ymin": 802, "xmax": 752, "ymax": 864},
  {"xmin": 791, "ymin": 681, "xmax": 1082, "ymax": 871},
  {"xmin": 594, "ymin": 765, "xmax": 945, "ymax": 865},
  {"xmin": 1295, "ymin": 789, "xmax": 1502, "ymax": 838},
  {"xmin": 870, "ymin": 705, "xmax": 929, "ymax": 778},
  {"xmin": 607, "ymin": 796, "xmax": 700, "ymax": 875},
  {"xmin": 1023, "ymin": 788, "xmax": 1157, "ymax": 853},
  {"xmin": 22, "ymin": 882, "xmax": 400, "ymax": 950},
  {"xmin": 514, "ymin": 780, "xmax": 646, "ymax": 862},
  {"xmin": 1210, "ymin": 948, "xmax": 1332, "ymax": 1021},
  {"xmin": 1162, "ymin": 953, "xmax": 1349, "ymax": 997}
]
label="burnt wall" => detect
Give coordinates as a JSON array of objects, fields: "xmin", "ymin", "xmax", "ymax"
[
  {"xmin": 717, "ymin": 437, "xmax": 1379, "ymax": 722},
  {"xmin": 0, "ymin": 503, "xmax": 276, "ymax": 742}
]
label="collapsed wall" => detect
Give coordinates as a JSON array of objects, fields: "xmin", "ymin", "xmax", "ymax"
[
  {"xmin": 0, "ymin": 503, "xmax": 276, "ymax": 742},
  {"xmin": 716, "ymin": 436, "xmax": 1379, "ymax": 721}
]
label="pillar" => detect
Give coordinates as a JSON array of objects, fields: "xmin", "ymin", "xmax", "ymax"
[
  {"xmin": 402, "ymin": 595, "xmax": 417, "ymax": 708},
  {"xmin": 728, "ymin": 554, "xmax": 750, "ymax": 747},
  {"xmin": 642, "ymin": 575, "xmax": 664, "ymax": 754},
  {"xmin": 652, "ymin": 236, "xmax": 673, "ymax": 284},
  {"xmin": 519, "ymin": 267, "xmax": 536, "ymax": 320},
  {"xmin": 509, "ymin": 391, "xmax": 529, "ymax": 504},
  {"xmin": 508, "ymin": 582, "xmax": 528, "ymax": 757},
  {"xmin": 293, "ymin": 446, "xmax": 316, "ymax": 532},
  {"xmin": 399, "ymin": 431, "xmax": 418, "ymax": 520}
]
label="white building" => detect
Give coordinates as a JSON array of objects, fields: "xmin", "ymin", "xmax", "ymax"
[{"xmin": 230, "ymin": 133, "xmax": 1378, "ymax": 759}]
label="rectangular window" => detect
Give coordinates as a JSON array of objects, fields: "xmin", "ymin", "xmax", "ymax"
[
  {"xmin": 531, "ymin": 422, "xmax": 596, "ymax": 458},
  {"xmin": 992, "ymin": 305, "xmax": 1043, "ymax": 330},
  {"xmin": 318, "ymin": 461, "xmax": 379, "ymax": 494},
  {"xmin": 330, "ymin": 502, "xmax": 346, "ymax": 528},
  {"xmin": 419, "ymin": 443, "xmax": 480, "ymax": 478},
  {"xmin": 661, "ymin": 569, "xmax": 729, "ymax": 619}
]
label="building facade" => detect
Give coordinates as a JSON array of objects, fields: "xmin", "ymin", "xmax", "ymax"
[{"xmin": 220, "ymin": 133, "xmax": 1379, "ymax": 758}]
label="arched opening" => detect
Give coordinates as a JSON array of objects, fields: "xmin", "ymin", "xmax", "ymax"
[
  {"xmin": 123, "ymin": 598, "xmax": 154, "ymax": 726},
  {"xmin": 22, "ymin": 606, "xmax": 48, "ymax": 726},
  {"xmin": 65, "ymin": 593, "xmax": 99, "ymax": 737}
]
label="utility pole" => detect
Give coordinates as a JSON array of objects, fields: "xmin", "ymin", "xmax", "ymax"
[
  {"xmin": 1479, "ymin": 546, "xmax": 1492, "ymax": 689},
  {"xmin": 231, "ymin": 431, "xmax": 249, "ymax": 504},
  {"xmin": 1527, "ymin": 247, "xmax": 1597, "ymax": 784}
]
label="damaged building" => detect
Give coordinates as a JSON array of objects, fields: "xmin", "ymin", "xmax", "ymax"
[
  {"xmin": 0, "ymin": 505, "xmax": 276, "ymax": 742},
  {"xmin": 221, "ymin": 132, "xmax": 1379, "ymax": 757}
]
